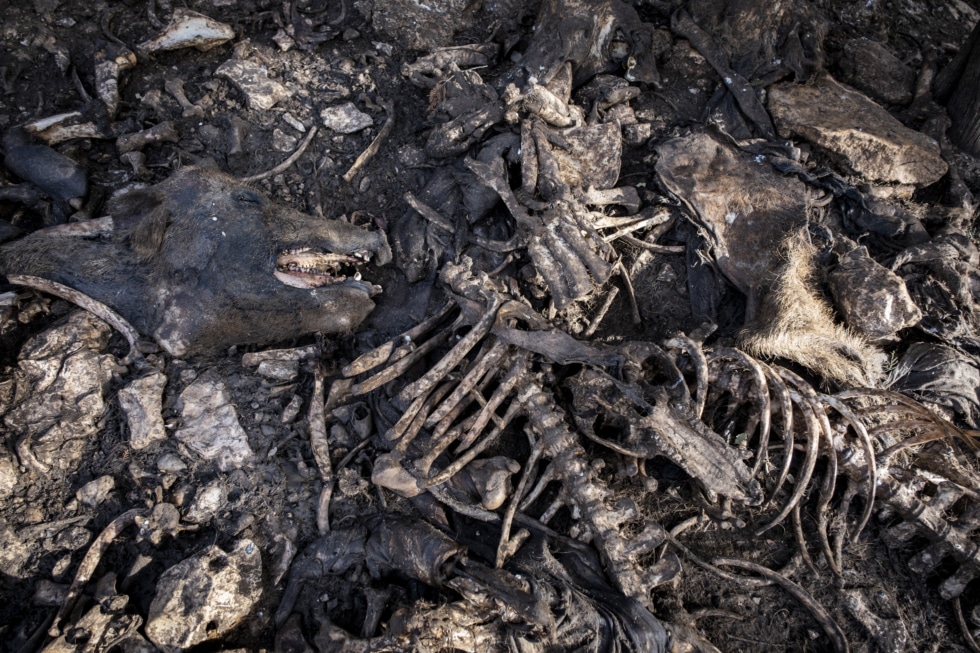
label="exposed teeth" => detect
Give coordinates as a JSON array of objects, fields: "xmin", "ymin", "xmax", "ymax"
[{"xmin": 275, "ymin": 247, "xmax": 373, "ymax": 290}]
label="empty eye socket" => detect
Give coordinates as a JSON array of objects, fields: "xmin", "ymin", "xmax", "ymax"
[{"xmin": 235, "ymin": 189, "xmax": 265, "ymax": 205}]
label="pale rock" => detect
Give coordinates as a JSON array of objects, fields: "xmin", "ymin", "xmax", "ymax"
[
  {"xmin": 118, "ymin": 370, "xmax": 167, "ymax": 450},
  {"xmin": 216, "ymin": 58, "xmax": 291, "ymax": 111},
  {"xmin": 175, "ymin": 373, "xmax": 254, "ymax": 471},
  {"xmin": 156, "ymin": 452, "xmax": 188, "ymax": 473},
  {"xmin": 183, "ymin": 478, "xmax": 227, "ymax": 523},
  {"xmin": 320, "ymin": 103, "xmax": 374, "ymax": 134},
  {"xmin": 768, "ymin": 73, "xmax": 947, "ymax": 186},
  {"xmin": 145, "ymin": 539, "xmax": 262, "ymax": 649},
  {"xmin": 2, "ymin": 311, "xmax": 120, "ymax": 471},
  {"xmin": 0, "ymin": 446, "xmax": 19, "ymax": 498},
  {"xmin": 75, "ymin": 475, "xmax": 115, "ymax": 508},
  {"xmin": 272, "ymin": 128, "xmax": 298, "ymax": 153}
]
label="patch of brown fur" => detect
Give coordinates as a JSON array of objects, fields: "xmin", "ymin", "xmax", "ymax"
[{"xmin": 739, "ymin": 229, "xmax": 884, "ymax": 388}]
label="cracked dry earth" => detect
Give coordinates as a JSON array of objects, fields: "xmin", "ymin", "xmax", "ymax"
[{"xmin": 3, "ymin": 0, "xmax": 980, "ymax": 651}]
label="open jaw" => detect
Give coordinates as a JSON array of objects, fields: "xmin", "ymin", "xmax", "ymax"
[{"xmin": 275, "ymin": 247, "xmax": 381, "ymax": 296}]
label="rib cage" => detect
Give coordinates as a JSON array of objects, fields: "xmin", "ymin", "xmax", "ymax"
[{"xmin": 331, "ymin": 258, "xmax": 980, "ymax": 648}]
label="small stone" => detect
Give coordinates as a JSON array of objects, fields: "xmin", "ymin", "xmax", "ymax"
[
  {"xmin": 183, "ymin": 479, "xmax": 227, "ymax": 523},
  {"xmin": 156, "ymin": 453, "xmax": 188, "ymax": 473},
  {"xmin": 282, "ymin": 112, "xmax": 306, "ymax": 132},
  {"xmin": 75, "ymin": 475, "xmax": 115, "ymax": 508},
  {"xmin": 768, "ymin": 73, "xmax": 947, "ymax": 186},
  {"xmin": 118, "ymin": 371, "xmax": 167, "ymax": 450},
  {"xmin": 271, "ymin": 128, "xmax": 298, "ymax": 153},
  {"xmin": 146, "ymin": 539, "xmax": 262, "ymax": 648},
  {"xmin": 320, "ymin": 102, "xmax": 373, "ymax": 134},
  {"xmin": 623, "ymin": 122, "xmax": 652, "ymax": 146},
  {"xmin": 216, "ymin": 58, "xmax": 291, "ymax": 111}
]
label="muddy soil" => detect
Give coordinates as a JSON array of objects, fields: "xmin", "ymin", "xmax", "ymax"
[{"xmin": 1, "ymin": 0, "xmax": 980, "ymax": 651}]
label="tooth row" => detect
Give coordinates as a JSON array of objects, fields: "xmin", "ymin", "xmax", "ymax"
[{"xmin": 280, "ymin": 263, "xmax": 339, "ymax": 275}]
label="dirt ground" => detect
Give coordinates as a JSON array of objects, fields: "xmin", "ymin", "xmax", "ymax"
[{"xmin": 2, "ymin": 0, "xmax": 980, "ymax": 651}]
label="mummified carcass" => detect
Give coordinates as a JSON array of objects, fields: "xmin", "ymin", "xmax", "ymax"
[
  {"xmin": 0, "ymin": 166, "xmax": 391, "ymax": 356},
  {"xmin": 393, "ymin": 0, "xmax": 668, "ymax": 313}
]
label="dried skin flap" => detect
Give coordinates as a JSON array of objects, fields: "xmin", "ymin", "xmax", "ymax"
[
  {"xmin": 655, "ymin": 132, "xmax": 807, "ymax": 298},
  {"xmin": 550, "ymin": 122, "xmax": 622, "ymax": 190}
]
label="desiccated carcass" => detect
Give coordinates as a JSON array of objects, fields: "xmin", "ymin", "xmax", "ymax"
[
  {"xmin": 0, "ymin": 166, "xmax": 391, "ymax": 357},
  {"xmin": 521, "ymin": 0, "xmax": 665, "ymax": 87},
  {"xmin": 655, "ymin": 131, "xmax": 885, "ymax": 386},
  {"xmin": 891, "ymin": 232, "xmax": 980, "ymax": 348},
  {"xmin": 277, "ymin": 514, "xmax": 704, "ymax": 652}
]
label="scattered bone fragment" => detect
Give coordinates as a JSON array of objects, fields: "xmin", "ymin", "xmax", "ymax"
[
  {"xmin": 174, "ymin": 372, "xmax": 254, "ymax": 471},
  {"xmin": 145, "ymin": 539, "xmax": 262, "ymax": 648},
  {"xmin": 22, "ymin": 111, "xmax": 111, "ymax": 146},
  {"xmin": 42, "ymin": 585, "xmax": 143, "ymax": 653},
  {"xmin": 118, "ymin": 370, "xmax": 167, "ymax": 450},
  {"xmin": 215, "ymin": 57, "xmax": 291, "ymax": 111},
  {"xmin": 116, "ymin": 121, "xmax": 179, "ymax": 154},
  {"xmin": 95, "ymin": 46, "xmax": 137, "ymax": 117},
  {"xmin": 256, "ymin": 358, "xmax": 300, "ymax": 381},
  {"xmin": 164, "ymin": 78, "xmax": 204, "ymax": 119},
  {"xmin": 842, "ymin": 588, "xmax": 911, "ymax": 652},
  {"xmin": 139, "ymin": 89, "xmax": 167, "ymax": 117},
  {"xmin": 768, "ymin": 73, "xmax": 947, "ymax": 185},
  {"xmin": 401, "ymin": 44, "xmax": 498, "ymax": 87},
  {"xmin": 119, "ymin": 151, "xmax": 148, "ymax": 178},
  {"xmin": 242, "ymin": 345, "xmax": 320, "ymax": 367},
  {"xmin": 138, "ymin": 8, "xmax": 235, "ymax": 55}
]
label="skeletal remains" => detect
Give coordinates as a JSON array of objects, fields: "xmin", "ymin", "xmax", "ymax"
[{"xmin": 3, "ymin": 0, "xmax": 980, "ymax": 650}]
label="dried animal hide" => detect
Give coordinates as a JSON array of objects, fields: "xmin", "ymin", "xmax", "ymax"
[
  {"xmin": 739, "ymin": 230, "xmax": 886, "ymax": 387},
  {"xmin": 655, "ymin": 131, "xmax": 884, "ymax": 386}
]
